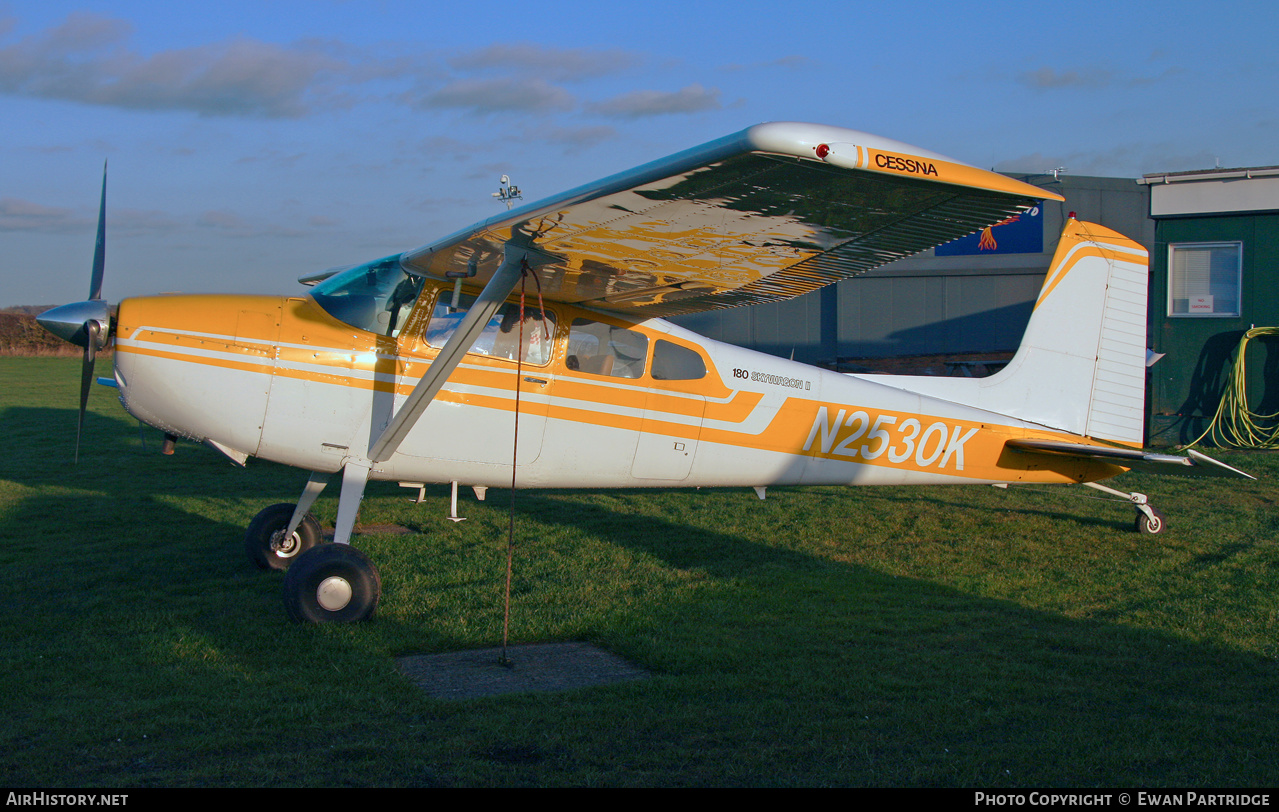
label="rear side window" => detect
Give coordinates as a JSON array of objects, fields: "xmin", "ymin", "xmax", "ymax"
[
  {"xmin": 566, "ymin": 319, "xmax": 648, "ymax": 379},
  {"xmin": 651, "ymin": 340, "xmax": 707, "ymax": 380}
]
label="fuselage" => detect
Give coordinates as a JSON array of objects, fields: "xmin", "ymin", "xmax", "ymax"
[{"xmin": 110, "ymin": 282, "xmax": 1122, "ymax": 491}]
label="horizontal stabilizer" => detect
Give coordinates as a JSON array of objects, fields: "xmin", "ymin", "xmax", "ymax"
[{"xmin": 1006, "ymin": 439, "xmax": 1255, "ymax": 480}]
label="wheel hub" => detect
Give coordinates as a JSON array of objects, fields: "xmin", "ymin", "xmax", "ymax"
[
  {"xmin": 316, "ymin": 576, "xmax": 353, "ymax": 612},
  {"xmin": 270, "ymin": 529, "xmax": 300, "ymax": 558}
]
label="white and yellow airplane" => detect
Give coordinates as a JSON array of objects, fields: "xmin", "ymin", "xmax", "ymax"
[{"xmin": 38, "ymin": 122, "xmax": 1252, "ymax": 623}]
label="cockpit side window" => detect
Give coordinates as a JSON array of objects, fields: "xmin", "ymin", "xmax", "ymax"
[
  {"xmin": 425, "ymin": 292, "xmax": 556, "ymax": 365},
  {"xmin": 310, "ymin": 254, "xmax": 426, "ymax": 338}
]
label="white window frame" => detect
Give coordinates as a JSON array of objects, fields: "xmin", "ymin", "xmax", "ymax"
[{"xmin": 1167, "ymin": 241, "xmax": 1242, "ymax": 318}]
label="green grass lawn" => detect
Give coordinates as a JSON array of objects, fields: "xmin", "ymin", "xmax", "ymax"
[{"xmin": 2, "ymin": 356, "xmax": 1278, "ymax": 787}]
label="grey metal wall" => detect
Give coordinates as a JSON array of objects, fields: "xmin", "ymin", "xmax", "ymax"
[{"xmin": 671, "ymin": 175, "xmax": 1153, "ymax": 366}]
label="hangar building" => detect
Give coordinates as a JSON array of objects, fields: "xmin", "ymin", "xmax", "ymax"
[
  {"xmin": 671, "ymin": 168, "xmax": 1279, "ymax": 446},
  {"xmin": 671, "ymin": 174, "xmax": 1153, "ymax": 373}
]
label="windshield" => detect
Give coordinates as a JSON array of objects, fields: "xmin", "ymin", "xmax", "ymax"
[{"xmin": 310, "ymin": 254, "xmax": 425, "ymax": 337}]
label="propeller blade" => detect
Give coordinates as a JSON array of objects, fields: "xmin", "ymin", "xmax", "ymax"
[
  {"xmin": 89, "ymin": 161, "xmax": 106, "ymax": 302},
  {"xmin": 76, "ymin": 321, "xmax": 100, "ymax": 465},
  {"xmin": 35, "ymin": 160, "xmax": 114, "ymax": 463}
]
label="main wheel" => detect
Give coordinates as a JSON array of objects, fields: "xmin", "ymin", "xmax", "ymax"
[
  {"xmin": 1135, "ymin": 507, "xmax": 1167, "ymax": 535},
  {"xmin": 245, "ymin": 503, "xmax": 323, "ymax": 571},
  {"xmin": 283, "ymin": 544, "xmax": 381, "ymax": 623}
]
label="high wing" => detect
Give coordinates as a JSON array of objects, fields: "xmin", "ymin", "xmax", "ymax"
[
  {"xmin": 394, "ymin": 121, "xmax": 1063, "ymax": 318},
  {"xmin": 1005, "ymin": 439, "xmax": 1255, "ymax": 480},
  {"xmin": 362, "ymin": 122, "xmax": 1063, "ymax": 472}
]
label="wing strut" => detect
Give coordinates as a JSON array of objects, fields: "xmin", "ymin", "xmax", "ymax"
[
  {"xmin": 367, "ymin": 244, "xmax": 532, "ymax": 463},
  {"xmin": 301, "ymin": 244, "xmax": 535, "ymax": 549}
]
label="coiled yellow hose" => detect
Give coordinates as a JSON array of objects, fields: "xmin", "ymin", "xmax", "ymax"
[{"xmin": 1188, "ymin": 326, "xmax": 1279, "ymax": 449}]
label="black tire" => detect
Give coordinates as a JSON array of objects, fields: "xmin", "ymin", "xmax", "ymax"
[
  {"xmin": 245, "ymin": 503, "xmax": 323, "ymax": 571},
  {"xmin": 282, "ymin": 544, "xmax": 381, "ymax": 623},
  {"xmin": 1135, "ymin": 507, "xmax": 1166, "ymax": 535}
]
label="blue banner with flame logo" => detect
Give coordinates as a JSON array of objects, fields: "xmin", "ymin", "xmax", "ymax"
[{"xmin": 935, "ymin": 204, "xmax": 1044, "ymax": 256}]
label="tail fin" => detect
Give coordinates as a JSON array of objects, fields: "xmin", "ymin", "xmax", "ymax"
[{"xmin": 863, "ymin": 219, "xmax": 1150, "ymax": 444}]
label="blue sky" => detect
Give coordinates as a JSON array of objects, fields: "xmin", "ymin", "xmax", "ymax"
[{"xmin": 3, "ymin": 0, "xmax": 1277, "ymax": 306}]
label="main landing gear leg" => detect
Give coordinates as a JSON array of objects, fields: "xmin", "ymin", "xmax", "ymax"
[
  {"xmin": 1082, "ymin": 481, "xmax": 1166, "ymax": 535},
  {"xmin": 280, "ymin": 246, "xmax": 527, "ymax": 624},
  {"xmin": 283, "ymin": 461, "xmax": 382, "ymax": 623}
]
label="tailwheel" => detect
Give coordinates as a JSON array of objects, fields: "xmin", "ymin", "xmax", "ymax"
[
  {"xmin": 283, "ymin": 544, "xmax": 381, "ymax": 623},
  {"xmin": 1135, "ymin": 507, "xmax": 1167, "ymax": 535},
  {"xmin": 245, "ymin": 503, "xmax": 323, "ymax": 571},
  {"xmin": 1082, "ymin": 482, "xmax": 1167, "ymax": 535}
]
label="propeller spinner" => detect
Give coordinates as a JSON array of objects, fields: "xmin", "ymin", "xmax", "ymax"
[{"xmin": 36, "ymin": 161, "xmax": 113, "ymax": 463}]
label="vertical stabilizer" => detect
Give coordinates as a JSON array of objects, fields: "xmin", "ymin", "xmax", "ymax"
[
  {"xmin": 1021, "ymin": 219, "xmax": 1149, "ymax": 443},
  {"xmin": 860, "ymin": 219, "xmax": 1150, "ymax": 444}
]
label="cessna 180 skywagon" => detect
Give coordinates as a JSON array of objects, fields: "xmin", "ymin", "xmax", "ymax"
[{"xmin": 38, "ymin": 122, "xmax": 1252, "ymax": 623}]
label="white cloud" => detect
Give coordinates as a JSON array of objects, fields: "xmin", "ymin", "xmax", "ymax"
[
  {"xmin": 234, "ymin": 149, "xmax": 307, "ymax": 167},
  {"xmin": 449, "ymin": 43, "xmax": 639, "ymax": 82},
  {"xmin": 721, "ymin": 55, "xmax": 809, "ymax": 72},
  {"xmin": 1014, "ymin": 64, "xmax": 1182, "ymax": 92},
  {"xmin": 588, "ymin": 84, "xmax": 721, "ymax": 118},
  {"xmin": 995, "ymin": 144, "xmax": 1219, "ymax": 177},
  {"xmin": 0, "ymin": 12, "xmax": 398, "ymax": 118},
  {"xmin": 0, "ymin": 197, "xmax": 178, "ymax": 235},
  {"xmin": 539, "ymin": 125, "xmax": 617, "ymax": 149},
  {"xmin": 418, "ymin": 76, "xmax": 575, "ymax": 114},
  {"xmin": 0, "ymin": 13, "xmax": 719, "ymax": 130},
  {"xmin": 1016, "ymin": 66, "xmax": 1116, "ymax": 90},
  {"xmin": 196, "ymin": 209, "xmax": 306, "ymax": 237},
  {"xmin": 0, "ymin": 197, "xmax": 79, "ymax": 232}
]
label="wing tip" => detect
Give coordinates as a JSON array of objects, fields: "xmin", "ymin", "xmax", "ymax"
[{"xmin": 744, "ymin": 122, "xmax": 1061, "ymax": 203}]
